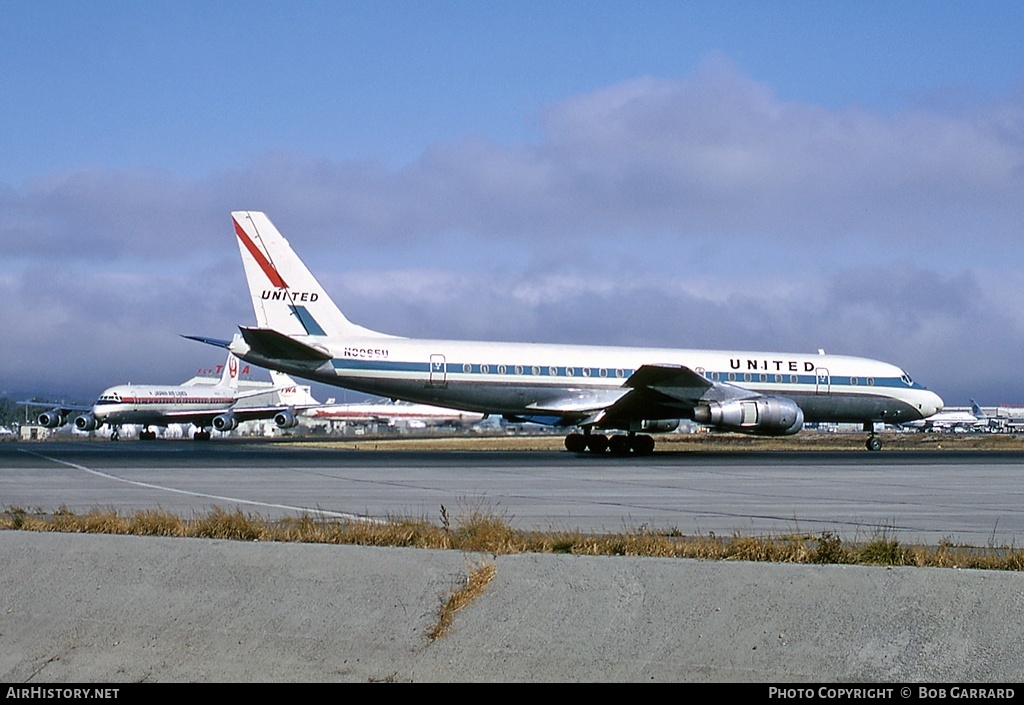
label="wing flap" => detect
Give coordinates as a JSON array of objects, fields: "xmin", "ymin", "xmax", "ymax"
[{"xmin": 524, "ymin": 387, "xmax": 631, "ymax": 414}]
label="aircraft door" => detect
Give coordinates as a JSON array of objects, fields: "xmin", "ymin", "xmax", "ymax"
[
  {"xmin": 429, "ymin": 354, "xmax": 447, "ymax": 387},
  {"xmin": 815, "ymin": 368, "xmax": 831, "ymax": 395}
]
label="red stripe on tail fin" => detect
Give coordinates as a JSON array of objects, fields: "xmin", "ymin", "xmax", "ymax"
[{"xmin": 234, "ymin": 216, "xmax": 288, "ymax": 288}]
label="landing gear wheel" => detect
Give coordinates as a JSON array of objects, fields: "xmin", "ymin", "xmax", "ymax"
[
  {"xmin": 866, "ymin": 435, "xmax": 882, "ymax": 452},
  {"xmin": 564, "ymin": 433, "xmax": 587, "ymax": 453},
  {"xmin": 586, "ymin": 434, "xmax": 609, "ymax": 454},
  {"xmin": 631, "ymin": 434, "xmax": 656, "ymax": 456},
  {"xmin": 608, "ymin": 435, "xmax": 631, "ymax": 456}
]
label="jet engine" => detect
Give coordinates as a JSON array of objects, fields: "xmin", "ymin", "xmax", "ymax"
[
  {"xmin": 274, "ymin": 408, "xmax": 299, "ymax": 429},
  {"xmin": 74, "ymin": 413, "xmax": 99, "ymax": 432},
  {"xmin": 212, "ymin": 412, "xmax": 239, "ymax": 432},
  {"xmin": 37, "ymin": 409, "xmax": 66, "ymax": 428},
  {"xmin": 693, "ymin": 396, "xmax": 804, "ymax": 436}
]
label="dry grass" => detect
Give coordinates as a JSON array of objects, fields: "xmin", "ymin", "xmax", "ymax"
[
  {"xmin": 427, "ymin": 559, "xmax": 497, "ymax": 640},
  {"xmin": 4, "ymin": 503, "xmax": 1024, "ymax": 571}
]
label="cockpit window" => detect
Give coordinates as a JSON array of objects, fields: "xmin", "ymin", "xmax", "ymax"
[{"xmin": 901, "ymin": 372, "xmax": 913, "ymax": 386}]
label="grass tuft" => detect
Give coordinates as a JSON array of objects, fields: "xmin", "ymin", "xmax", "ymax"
[{"xmin": 427, "ymin": 559, "xmax": 497, "ymax": 641}]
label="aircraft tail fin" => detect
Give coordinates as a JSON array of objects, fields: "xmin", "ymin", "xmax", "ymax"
[
  {"xmin": 970, "ymin": 399, "xmax": 986, "ymax": 420},
  {"xmin": 231, "ymin": 211, "xmax": 392, "ymax": 341},
  {"xmin": 216, "ymin": 352, "xmax": 241, "ymax": 391},
  {"xmin": 269, "ymin": 371, "xmax": 319, "ymax": 406}
]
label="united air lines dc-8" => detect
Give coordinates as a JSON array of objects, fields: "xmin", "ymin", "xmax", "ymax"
[{"xmin": 189, "ymin": 211, "xmax": 943, "ymax": 454}]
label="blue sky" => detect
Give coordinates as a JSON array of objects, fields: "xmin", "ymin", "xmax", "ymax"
[{"xmin": 2, "ymin": 1, "xmax": 1023, "ymax": 407}]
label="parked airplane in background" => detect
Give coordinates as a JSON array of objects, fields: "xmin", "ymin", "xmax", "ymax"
[
  {"xmin": 970, "ymin": 399, "xmax": 991, "ymax": 430},
  {"xmin": 305, "ymin": 398, "xmax": 485, "ymax": 429},
  {"xmin": 902, "ymin": 399, "xmax": 987, "ymax": 432},
  {"xmin": 25, "ymin": 352, "xmax": 317, "ymax": 440},
  {"xmin": 187, "ymin": 211, "xmax": 943, "ymax": 454}
]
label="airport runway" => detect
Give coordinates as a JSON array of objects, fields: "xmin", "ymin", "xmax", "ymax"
[{"xmin": 3, "ymin": 440, "xmax": 1024, "ymax": 545}]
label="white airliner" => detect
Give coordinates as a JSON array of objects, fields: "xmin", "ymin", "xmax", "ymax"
[
  {"xmin": 306, "ymin": 398, "xmax": 485, "ymax": 429},
  {"xmin": 187, "ymin": 211, "xmax": 943, "ymax": 454},
  {"xmin": 902, "ymin": 399, "xmax": 987, "ymax": 432},
  {"xmin": 28, "ymin": 352, "xmax": 316, "ymax": 440}
]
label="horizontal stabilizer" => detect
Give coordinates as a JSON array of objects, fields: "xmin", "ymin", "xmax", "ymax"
[
  {"xmin": 180, "ymin": 334, "xmax": 232, "ymax": 349},
  {"xmin": 239, "ymin": 327, "xmax": 332, "ymax": 361}
]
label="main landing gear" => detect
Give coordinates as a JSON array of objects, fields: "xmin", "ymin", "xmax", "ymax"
[{"xmin": 564, "ymin": 429, "xmax": 656, "ymax": 456}]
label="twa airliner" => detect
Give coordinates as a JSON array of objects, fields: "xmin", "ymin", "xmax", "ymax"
[
  {"xmin": 188, "ymin": 211, "xmax": 943, "ymax": 454},
  {"xmin": 306, "ymin": 398, "xmax": 485, "ymax": 429}
]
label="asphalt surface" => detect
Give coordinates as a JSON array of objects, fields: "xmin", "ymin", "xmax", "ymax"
[
  {"xmin": 5, "ymin": 440, "xmax": 1024, "ymax": 545},
  {"xmin": 2, "ymin": 530, "xmax": 1023, "ymax": 683}
]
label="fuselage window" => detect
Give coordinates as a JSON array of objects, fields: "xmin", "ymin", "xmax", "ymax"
[
  {"xmin": 728, "ymin": 372, "xmax": 736, "ymax": 382},
  {"xmin": 532, "ymin": 366, "xmax": 541, "ymax": 376},
  {"xmin": 867, "ymin": 377, "xmax": 874, "ymax": 386},
  {"xmin": 615, "ymin": 369, "xmax": 624, "ymax": 378},
  {"xmin": 463, "ymin": 363, "xmax": 472, "ymax": 374},
  {"xmin": 497, "ymin": 365, "xmax": 506, "ymax": 375},
  {"xmin": 514, "ymin": 365, "xmax": 523, "ymax": 375},
  {"xmin": 759, "ymin": 374, "xmax": 767, "ymax": 383},
  {"xmin": 599, "ymin": 368, "xmax": 608, "ymax": 378},
  {"xmin": 774, "ymin": 374, "xmax": 782, "ymax": 383},
  {"xmin": 582, "ymin": 367, "xmax": 591, "ymax": 377},
  {"xmin": 851, "ymin": 377, "xmax": 858, "ymax": 386},
  {"xmin": 790, "ymin": 375, "xmax": 798, "ymax": 384},
  {"xmin": 481, "ymin": 364, "xmax": 489, "ymax": 374},
  {"xmin": 743, "ymin": 373, "xmax": 752, "ymax": 382},
  {"xmin": 566, "ymin": 367, "xmax": 575, "ymax": 377},
  {"xmin": 549, "ymin": 366, "xmax": 558, "ymax": 376}
]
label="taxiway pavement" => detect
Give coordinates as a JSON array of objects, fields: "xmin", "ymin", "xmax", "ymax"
[{"xmin": 3, "ymin": 440, "xmax": 1024, "ymax": 545}]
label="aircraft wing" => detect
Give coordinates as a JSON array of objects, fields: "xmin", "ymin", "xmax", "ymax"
[
  {"xmin": 624, "ymin": 364, "xmax": 757, "ymax": 403},
  {"xmin": 17, "ymin": 400, "xmax": 92, "ymax": 413},
  {"xmin": 154, "ymin": 401, "xmax": 319, "ymax": 429},
  {"xmin": 522, "ymin": 364, "xmax": 764, "ymax": 428}
]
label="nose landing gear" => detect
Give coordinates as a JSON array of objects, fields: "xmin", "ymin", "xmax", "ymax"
[{"xmin": 864, "ymin": 422, "xmax": 883, "ymax": 451}]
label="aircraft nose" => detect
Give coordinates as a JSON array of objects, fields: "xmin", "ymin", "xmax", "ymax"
[{"xmin": 923, "ymin": 391, "xmax": 944, "ymax": 418}]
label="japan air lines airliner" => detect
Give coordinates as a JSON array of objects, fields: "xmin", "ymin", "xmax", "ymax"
[
  {"xmin": 28, "ymin": 352, "xmax": 318, "ymax": 440},
  {"xmin": 188, "ymin": 211, "xmax": 943, "ymax": 454}
]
